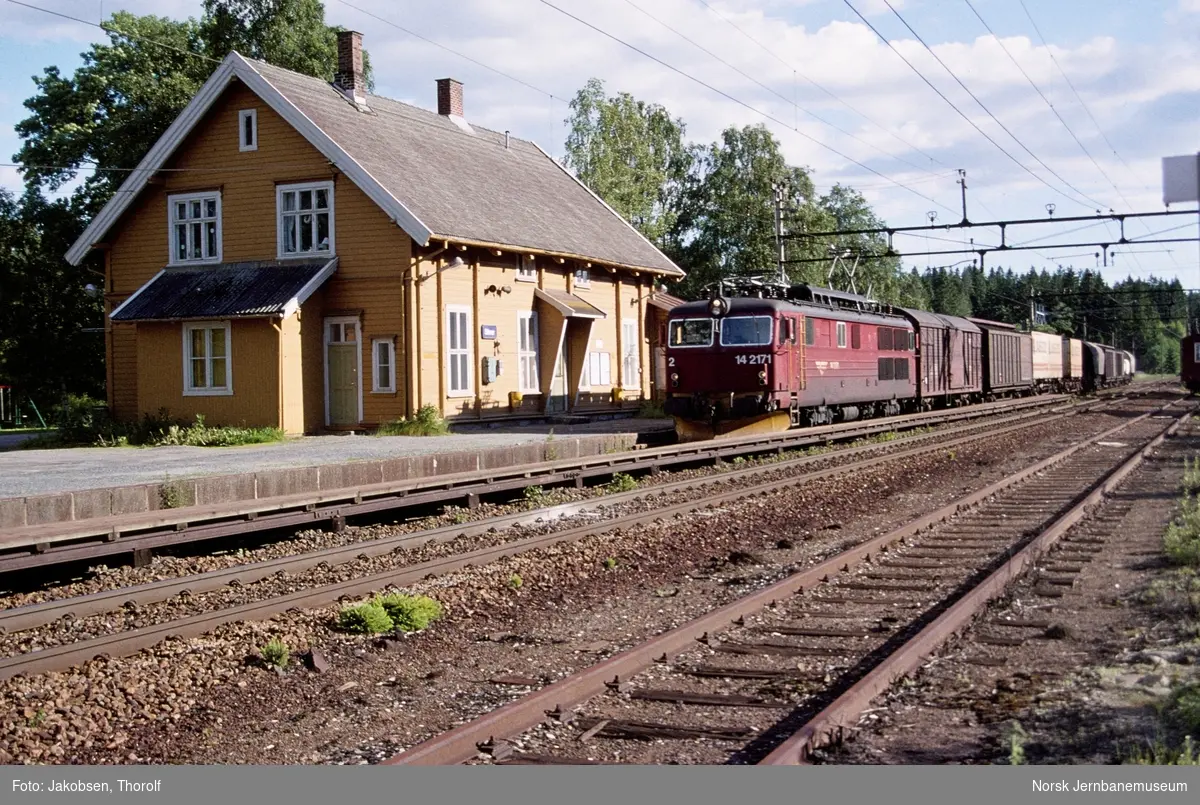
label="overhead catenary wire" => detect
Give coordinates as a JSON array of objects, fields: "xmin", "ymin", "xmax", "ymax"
[
  {"xmin": 842, "ymin": 0, "xmax": 1104, "ymax": 214},
  {"xmin": 961, "ymin": 0, "xmax": 1147, "ymax": 276},
  {"xmin": 532, "ymin": 0, "xmax": 961, "ymax": 218},
  {"xmin": 619, "ymin": 0, "xmax": 938, "ymax": 176}
]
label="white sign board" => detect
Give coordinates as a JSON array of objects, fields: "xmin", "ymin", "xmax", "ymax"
[{"xmin": 1163, "ymin": 154, "xmax": 1199, "ymax": 204}]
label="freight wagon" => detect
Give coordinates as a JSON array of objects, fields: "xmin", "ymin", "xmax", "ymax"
[{"xmin": 970, "ymin": 318, "xmax": 1033, "ymax": 399}]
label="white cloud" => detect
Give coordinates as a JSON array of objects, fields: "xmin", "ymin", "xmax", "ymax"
[
  {"xmin": 0, "ymin": 0, "xmax": 1194, "ymax": 282},
  {"xmin": 1179, "ymin": 0, "xmax": 1200, "ymax": 13}
]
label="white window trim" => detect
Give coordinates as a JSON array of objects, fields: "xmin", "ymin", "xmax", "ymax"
[
  {"xmin": 323, "ymin": 316, "xmax": 363, "ymax": 427},
  {"xmin": 239, "ymin": 108, "xmax": 258, "ymax": 152},
  {"xmin": 446, "ymin": 305, "xmax": 474, "ymax": 398},
  {"xmin": 573, "ymin": 268, "xmax": 591, "ymax": 288},
  {"xmin": 277, "ymin": 180, "xmax": 335, "ymax": 259},
  {"xmin": 371, "ymin": 337, "xmax": 395, "ymax": 394},
  {"xmin": 622, "ymin": 320, "xmax": 641, "ymax": 391},
  {"xmin": 836, "ymin": 321, "xmax": 847, "ymax": 349},
  {"xmin": 167, "ymin": 191, "xmax": 222, "ymax": 266},
  {"xmin": 516, "ymin": 254, "xmax": 537, "ymax": 282},
  {"xmin": 517, "ymin": 310, "xmax": 540, "ymax": 392},
  {"xmin": 182, "ymin": 320, "xmax": 233, "ymax": 397}
]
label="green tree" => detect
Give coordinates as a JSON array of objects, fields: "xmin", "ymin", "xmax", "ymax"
[
  {"xmin": 7, "ymin": 1, "xmax": 368, "ymax": 403},
  {"xmin": 671, "ymin": 124, "xmax": 823, "ymax": 296},
  {"xmin": 563, "ymin": 78, "xmax": 690, "ymax": 248},
  {"xmin": 15, "ymin": 1, "xmax": 370, "ymax": 210}
]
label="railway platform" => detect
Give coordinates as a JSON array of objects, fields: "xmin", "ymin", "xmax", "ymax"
[{"xmin": 0, "ymin": 418, "xmax": 672, "ymax": 532}]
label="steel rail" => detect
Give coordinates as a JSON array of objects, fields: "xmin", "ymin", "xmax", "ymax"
[
  {"xmin": 0, "ymin": 398, "xmax": 1105, "ymax": 635},
  {"xmin": 759, "ymin": 406, "xmax": 1190, "ymax": 764},
  {"xmin": 0, "ymin": 394, "xmax": 1078, "ymax": 572},
  {"xmin": 381, "ymin": 398, "xmax": 1184, "ymax": 765}
]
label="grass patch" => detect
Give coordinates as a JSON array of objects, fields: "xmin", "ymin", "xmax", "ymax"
[
  {"xmin": 1165, "ymin": 496, "xmax": 1200, "ymax": 567},
  {"xmin": 22, "ymin": 397, "xmax": 286, "ymax": 449},
  {"xmin": 523, "ymin": 485, "xmax": 546, "ymax": 506},
  {"xmin": 1124, "ymin": 737, "xmax": 1200, "ymax": 765},
  {"xmin": 1185, "ymin": 457, "xmax": 1200, "ymax": 496},
  {"xmin": 375, "ymin": 593, "xmax": 443, "ymax": 632},
  {"xmin": 337, "ymin": 601, "xmax": 395, "ymax": 635},
  {"xmin": 636, "ymin": 400, "xmax": 666, "ymax": 418},
  {"xmin": 508, "ymin": 573, "xmax": 523, "ymax": 589},
  {"xmin": 607, "ymin": 472, "xmax": 638, "ymax": 493},
  {"xmin": 260, "ymin": 638, "xmax": 290, "ymax": 668},
  {"xmin": 376, "ymin": 405, "xmax": 450, "ymax": 437},
  {"xmin": 1004, "ymin": 720, "xmax": 1028, "ymax": 765}
]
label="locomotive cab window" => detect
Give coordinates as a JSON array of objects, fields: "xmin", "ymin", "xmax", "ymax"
[
  {"xmin": 668, "ymin": 318, "xmax": 714, "ymax": 348},
  {"xmin": 719, "ymin": 316, "xmax": 773, "ymax": 347}
]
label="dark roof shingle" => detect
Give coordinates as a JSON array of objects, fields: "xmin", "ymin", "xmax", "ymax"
[
  {"xmin": 249, "ymin": 61, "xmax": 682, "ymax": 276},
  {"xmin": 110, "ymin": 258, "xmax": 336, "ymax": 322}
]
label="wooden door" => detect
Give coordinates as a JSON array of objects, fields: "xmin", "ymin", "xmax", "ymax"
[{"xmin": 326, "ymin": 319, "xmax": 360, "ymax": 426}]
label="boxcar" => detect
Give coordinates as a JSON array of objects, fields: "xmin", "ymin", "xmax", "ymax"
[
  {"xmin": 1082, "ymin": 341, "xmax": 1106, "ymax": 391},
  {"xmin": 1183, "ymin": 334, "xmax": 1200, "ymax": 393},
  {"xmin": 899, "ymin": 309, "xmax": 982, "ymax": 408},
  {"xmin": 1062, "ymin": 338, "xmax": 1085, "ymax": 392},
  {"xmin": 970, "ymin": 318, "xmax": 1033, "ymax": 397},
  {"xmin": 1029, "ymin": 331, "xmax": 1065, "ymax": 393}
]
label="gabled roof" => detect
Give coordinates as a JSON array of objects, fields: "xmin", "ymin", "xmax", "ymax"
[
  {"xmin": 110, "ymin": 258, "xmax": 336, "ymax": 321},
  {"xmin": 534, "ymin": 288, "xmax": 606, "ymax": 319},
  {"xmin": 66, "ymin": 53, "xmax": 683, "ymax": 278}
]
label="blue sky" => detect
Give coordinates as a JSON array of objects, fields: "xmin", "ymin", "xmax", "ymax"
[{"xmin": 1, "ymin": 0, "xmax": 1198, "ymax": 286}]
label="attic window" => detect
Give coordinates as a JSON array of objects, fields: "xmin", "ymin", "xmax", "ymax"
[
  {"xmin": 574, "ymin": 268, "xmax": 590, "ymax": 288},
  {"xmin": 516, "ymin": 254, "xmax": 536, "ymax": 282},
  {"xmin": 239, "ymin": 109, "xmax": 257, "ymax": 152}
]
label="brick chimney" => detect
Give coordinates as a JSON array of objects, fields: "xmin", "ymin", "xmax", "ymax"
[
  {"xmin": 437, "ymin": 78, "xmax": 464, "ymax": 118},
  {"xmin": 335, "ymin": 30, "xmax": 366, "ymax": 105}
]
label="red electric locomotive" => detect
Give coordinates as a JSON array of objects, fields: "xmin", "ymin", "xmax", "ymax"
[
  {"xmin": 1182, "ymin": 333, "xmax": 1200, "ymax": 393},
  {"xmin": 664, "ymin": 282, "xmax": 919, "ymax": 440}
]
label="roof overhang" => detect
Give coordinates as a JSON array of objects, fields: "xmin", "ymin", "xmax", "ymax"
[
  {"xmin": 110, "ymin": 257, "xmax": 337, "ymax": 322},
  {"xmin": 648, "ymin": 292, "xmax": 685, "ymax": 311},
  {"xmin": 534, "ymin": 287, "xmax": 606, "ymax": 319},
  {"xmin": 65, "ymin": 53, "xmax": 433, "ymax": 266}
]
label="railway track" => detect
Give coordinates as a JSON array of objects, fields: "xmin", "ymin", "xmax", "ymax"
[
  {"xmin": 0, "ymin": 393, "xmax": 1092, "ymax": 574},
  {"xmin": 0, "ymin": 393, "xmax": 1149, "ymax": 680},
  {"xmin": 378, "ymin": 394, "xmax": 1190, "ymax": 766}
]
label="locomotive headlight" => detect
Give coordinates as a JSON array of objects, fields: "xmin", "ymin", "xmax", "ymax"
[
  {"xmin": 758, "ymin": 369, "xmax": 768, "ymax": 385},
  {"xmin": 709, "ymin": 297, "xmax": 727, "ymax": 317},
  {"xmin": 670, "ymin": 372, "xmax": 680, "ymax": 388}
]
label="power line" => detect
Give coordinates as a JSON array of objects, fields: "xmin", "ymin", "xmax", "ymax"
[
  {"xmin": 532, "ymin": 0, "xmax": 960, "ymax": 217},
  {"xmin": 691, "ymin": 0, "xmax": 949, "ymax": 170},
  {"xmin": 843, "ymin": 0, "xmax": 1101, "ymax": 213},
  {"xmin": 5, "ymin": 0, "xmax": 221, "ymax": 64},
  {"xmin": 619, "ymin": 0, "xmax": 936, "ymax": 177},
  {"xmin": 879, "ymin": 0, "xmax": 1111, "ymax": 211},
  {"xmin": 961, "ymin": 0, "xmax": 1147, "ymax": 277},
  {"xmin": 334, "ymin": 0, "xmax": 568, "ymax": 103}
]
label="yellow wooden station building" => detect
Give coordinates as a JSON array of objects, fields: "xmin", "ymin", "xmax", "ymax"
[{"xmin": 66, "ymin": 32, "xmax": 686, "ymax": 434}]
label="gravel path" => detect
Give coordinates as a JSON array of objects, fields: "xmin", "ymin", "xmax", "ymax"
[
  {"xmin": 0, "ymin": 408, "xmax": 1120, "ymax": 765},
  {"xmin": 0, "ymin": 419, "xmax": 670, "ymax": 499}
]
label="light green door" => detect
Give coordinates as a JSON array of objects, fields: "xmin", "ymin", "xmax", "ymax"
[{"xmin": 326, "ymin": 319, "xmax": 359, "ymax": 426}]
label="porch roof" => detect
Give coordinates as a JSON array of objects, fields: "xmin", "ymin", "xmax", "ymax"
[
  {"xmin": 110, "ymin": 258, "xmax": 338, "ymax": 322},
  {"xmin": 534, "ymin": 288, "xmax": 606, "ymax": 319}
]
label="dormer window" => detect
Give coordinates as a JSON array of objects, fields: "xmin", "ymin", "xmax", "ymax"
[
  {"xmin": 516, "ymin": 254, "xmax": 536, "ymax": 282},
  {"xmin": 169, "ymin": 192, "xmax": 221, "ymax": 264},
  {"xmin": 239, "ymin": 109, "xmax": 257, "ymax": 152}
]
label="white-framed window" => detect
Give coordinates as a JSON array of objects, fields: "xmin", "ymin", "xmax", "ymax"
[
  {"xmin": 447, "ymin": 306, "xmax": 473, "ymax": 396},
  {"xmin": 517, "ymin": 310, "xmax": 540, "ymax": 392},
  {"xmin": 516, "ymin": 254, "xmax": 537, "ymax": 282},
  {"xmin": 622, "ymin": 320, "xmax": 640, "ymax": 389},
  {"xmin": 836, "ymin": 321, "xmax": 847, "ymax": 348},
  {"xmin": 371, "ymin": 337, "xmax": 395, "ymax": 393},
  {"xmin": 574, "ymin": 268, "xmax": 590, "ymax": 288},
  {"xmin": 183, "ymin": 321, "xmax": 232, "ymax": 396},
  {"xmin": 239, "ymin": 109, "xmax": 258, "ymax": 152},
  {"xmin": 168, "ymin": 192, "xmax": 221, "ymax": 265},
  {"xmin": 586, "ymin": 352, "xmax": 611, "ymax": 388},
  {"xmin": 277, "ymin": 181, "xmax": 334, "ymax": 257}
]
